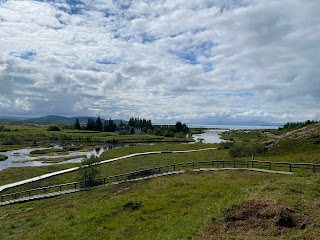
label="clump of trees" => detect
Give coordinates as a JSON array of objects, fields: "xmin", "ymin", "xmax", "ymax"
[
  {"xmin": 152, "ymin": 122, "xmax": 189, "ymax": 138},
  {"xmin": 279, "ymin": 120, "xmax": 318, "ymax": 132},
  {"xmin": 103, "ymin": 118, "xmax": 116, "ymax": 132},
  {"xmin": 128, "ymin": 117, "xmax": 154, "ymax": 132},
  {"xmin": 72, "ymin": 116, "xmax": 189, "ymax": 138},
  {"xmin": 74, "ymin": 117, "xmax": 117, "ymax": 132}
]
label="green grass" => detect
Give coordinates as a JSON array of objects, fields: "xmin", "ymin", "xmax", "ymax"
[
  {"xmin": 0, "ymin": 123, "xmax": 194, "ymax": 151},
  {"xmin": 0, "ymin": 164, "xmax": 78, "ymax": 186},
  {"xmin": 0, "ymin": 171, "xmax": 282, "ymax": 240},
  {"xmin": 2, "ymin": 171, "xmax": 320, "ymax": 239},
  {"xmin": 0, "ymin": 143, "xmax": 222, "ymax": 194},
  {"xmin": 0, "ymin": 154, "xmax": 8, "ymax": 161}
]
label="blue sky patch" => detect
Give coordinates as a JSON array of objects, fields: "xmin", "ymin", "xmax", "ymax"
[
  {"xmin": 96, "ymin": 60, "xmax": 116, "ymax": 65},
  {"xmin": 169, "ymin": 41, "xmax": 215, "ymax": 65},
  {"xmin": 10, "ymin": 51, "xmax": 36, "ymax": 61},
  {"xmin": 90, "ymin": 68, "xmax": 101, "ymax": 72}
]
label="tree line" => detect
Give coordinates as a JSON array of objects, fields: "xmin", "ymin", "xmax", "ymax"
[
  {"xmin": 74, "ymin": 117, "xmax": 117, "ymax": 132},
  {"xmin": 73, "ymin": 117, "xmax": 190, "ymax": 137},
  {"xmin": 279, "ymin": 120, "xmax": 318, "ymax": 132}
]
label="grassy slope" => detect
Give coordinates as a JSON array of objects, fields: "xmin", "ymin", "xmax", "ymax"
[
  {"xmin": 0, "ymin": 171, "xmax": 283, "ymax": 240},
  {"xmin": 1, "ymin": 171, "xmax": 320, "ymax": 239},
  {"xmin": 220, "ymin": 123, "xmax": 320, "ymax": 164},
  {"xmin": 0, "ymin": 143, "xmax": 222, "ymax": 194}
]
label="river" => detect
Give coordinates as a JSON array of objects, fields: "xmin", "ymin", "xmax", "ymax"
[
  {"xmin": 0, "ymin": 143, "xmax": 157, "ymax": 171},
  {"xmin": 0, "ymin": 125, "xmax": 280, "ymax": 171},
  {"xmin": 191, "ymin": 125, "xmax": 279, "ymax": 143}
]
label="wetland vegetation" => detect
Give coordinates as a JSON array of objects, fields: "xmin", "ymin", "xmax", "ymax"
[{"xmin": 0, "ymin": 120, "xmax": 320, "ymax": 239}]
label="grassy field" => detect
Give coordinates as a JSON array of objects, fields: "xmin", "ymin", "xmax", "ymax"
[
  {"xmin": 1, "ymin": 122, "xmax": 320, "ymax": 239},
  {"xmin": 1, "ymin": 171, "xmax": 320, "ymax": 239},
  {"xmin": 0, "ymin": 123, "xmax": 194, "ymax": 152},
  {"xmin": 0, "ymin": 143, "xmax": 221, "ymax": 194}
]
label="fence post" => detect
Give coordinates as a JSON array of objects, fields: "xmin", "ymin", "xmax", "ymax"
[
  {"xmin": 116, "ymin": 176, "xmax": 119, "ymax": 182},
  {"xmin": 233, "ymin": 161, "xmax": 236, "ymax": 168},
  {"xmin": 75, "ymin": 183, "xmax": 77, "ymax": 189},
  {"xmin": 269, "ymin": 162, "xmax": 271, "ymax": 170},
  {"xmin": 1, "ymin": 195, "xmax": 3, "ymax": 202},
  {"xmin": 174, "ymin": 165, "xmax": 176, "ymax": 171},
  {"xmin": 60, "ymin": 185, "xmax": 62, "ymax": 192},
  {"xmin": 104, "ymin": 178, "xmax": 106, "ymax": 185},
  {"xmin": 212, "ymin": 161, "xmax": 214, "ymax": 167},
  {"xmin": 222, "ymin": 161, "xmax": 225, "ymax": 168},
  {"xmin": 289, "ymin": 163, "xmax": 292, "ymax": 172},
  {"xmin": 252, "ymin": 161, "xmax": 254, "ymax": 168},
  {"xmin": 313, "ymin": 165, "xmax": 316, "ymax": 173},
  {"xmin": 193, "ymin": 162, "xmax": 195, "ymax": 169},
  {"xmin": 15, "ymin": 193, "xmax": 17, "ymax": 199}
]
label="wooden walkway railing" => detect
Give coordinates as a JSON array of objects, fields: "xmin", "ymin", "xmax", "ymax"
[{"xmin": 1, "ymin": 159, "xmax": 319, "ymax": 204}]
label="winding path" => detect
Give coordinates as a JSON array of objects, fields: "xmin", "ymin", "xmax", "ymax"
[{"xmin": 0, "ymin": 148, "xmax": 216, "ymax": 193}]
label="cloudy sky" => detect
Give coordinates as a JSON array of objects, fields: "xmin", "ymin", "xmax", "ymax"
[{"xmin": 0, "ymin": 0, "xmax": 319, "ymax": 124}]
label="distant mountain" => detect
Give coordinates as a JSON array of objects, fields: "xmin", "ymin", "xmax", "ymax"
[
  {"xmin": 24, "ymin": 115, "xmax": 127, "ymax": 124},
  {"xmin": 0, "ymin": 116, "xmax": 29, "ymax": 121}
]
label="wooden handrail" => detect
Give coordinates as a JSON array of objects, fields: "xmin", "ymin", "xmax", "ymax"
[{"xmin": 1, "ymin": 159, "xmax": 319, "ymax": 202}]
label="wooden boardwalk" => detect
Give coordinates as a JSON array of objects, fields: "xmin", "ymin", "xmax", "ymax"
[
  {"xmin": 0, "ymin": 148, "xmax": 216, "ymax": 193},
  {"xmin": 0, "ymin": 167, "xmax": 293, "ymax": 207}
]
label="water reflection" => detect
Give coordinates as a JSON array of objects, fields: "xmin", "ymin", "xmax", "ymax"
[
  {"xmin": 0, "ymin": 143, "xmax": 158, "ymax": 171},
  {"xmin": 192, "ymin": 129, "xmax": 227, "ymax": 143}
]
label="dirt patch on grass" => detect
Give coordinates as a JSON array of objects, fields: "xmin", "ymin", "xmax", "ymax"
[{"xmin": 194, "ymin": 199, "xmax": 311, "ymax": 240}]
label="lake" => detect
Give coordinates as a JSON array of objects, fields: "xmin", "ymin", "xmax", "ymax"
[{"xmin": 191, "ymin": 125, "xmax": 279, "ymax": 143}]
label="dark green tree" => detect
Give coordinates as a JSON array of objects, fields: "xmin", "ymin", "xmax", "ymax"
[
  {"xmin": 175, "ymin": 121, "xmax": 183, "ymax": 133},
  {"xmin": 87, "ymin": 119, "xmax": 95, "ymax": 130},
  {"xmin": 129, "ymin": 127, "xmax": 135, "ymax": 134},
  {"xmin": 95, "ymin": 116, "xmax": 103, "ymax": 132},
  {"xmin": 74, "ymin": 118, "xmax": 81, "ymax": 130}
]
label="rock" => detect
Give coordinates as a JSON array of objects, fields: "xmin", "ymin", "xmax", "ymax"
[{"xmin": 124, "ymin": 201, "xmax": 143, "ymax": 210}]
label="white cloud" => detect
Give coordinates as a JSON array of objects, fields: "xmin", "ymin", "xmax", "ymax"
[{"xmin": 0, "ymin": 0, "xmax": 319, "ymax": 123}]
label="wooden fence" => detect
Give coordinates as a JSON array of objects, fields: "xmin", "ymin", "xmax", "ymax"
[{"xmin": 1, "ymin": 160, "xmax": 319, "ymax": 203}]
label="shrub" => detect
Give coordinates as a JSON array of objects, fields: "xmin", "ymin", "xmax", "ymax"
[
  {"xmin": 229, "ymin": 143, "xmax": 266, "ymax": 158},
  {"xmin": 47, "ymin": 126, "xmax": 60, "ymax": 131},
  {"xmin": 0, "ymin": 154, "xmax": 8, "ymax": 161},
  {"xmin": 218, "ymin": 141, "xmax": 234, "ymax": 150},
  {"xmin": 78, "ymin": 155, "xmax": 101, "ymax": 187}
]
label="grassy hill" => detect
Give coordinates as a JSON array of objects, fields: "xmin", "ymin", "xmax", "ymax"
[
  {"xmin": 1, "ymin": 125, "xmax": 320, "ymax": 239},
  {"xmin": 265, "ymin": 122, "xmax": 320, "ymax": 154},
  {"xmin": 1, "ymin": 170, "xmax": 320, "ymax": 239}
]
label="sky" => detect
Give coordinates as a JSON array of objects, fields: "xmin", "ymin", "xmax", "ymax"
[{"xmin": 0, "ymin": 0, "xmax": 319, "ymax": 124}]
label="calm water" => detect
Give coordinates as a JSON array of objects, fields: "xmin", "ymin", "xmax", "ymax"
[
  {"xmin": 191, "ymin": 125, "xmax": 279, "ymax": 143},
  {"xmin": 0, "ymin": 125, "xmax": 280, "ymax": 170},
  {"xmin": 0, "ymin": 143, "xmax": 157, "ymax": 171}
]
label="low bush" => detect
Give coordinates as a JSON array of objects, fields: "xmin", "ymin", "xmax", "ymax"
[
  {"xmin": 0, "ymin": 154, "xmax": 8, "ymax": 161},
  {"xmin": 47, "ymin": 126, "xmax": 60, "ymax": 131},
  {"xmin": 229, "ymin": 142, "xmax": 266, "ymax": 158}
]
